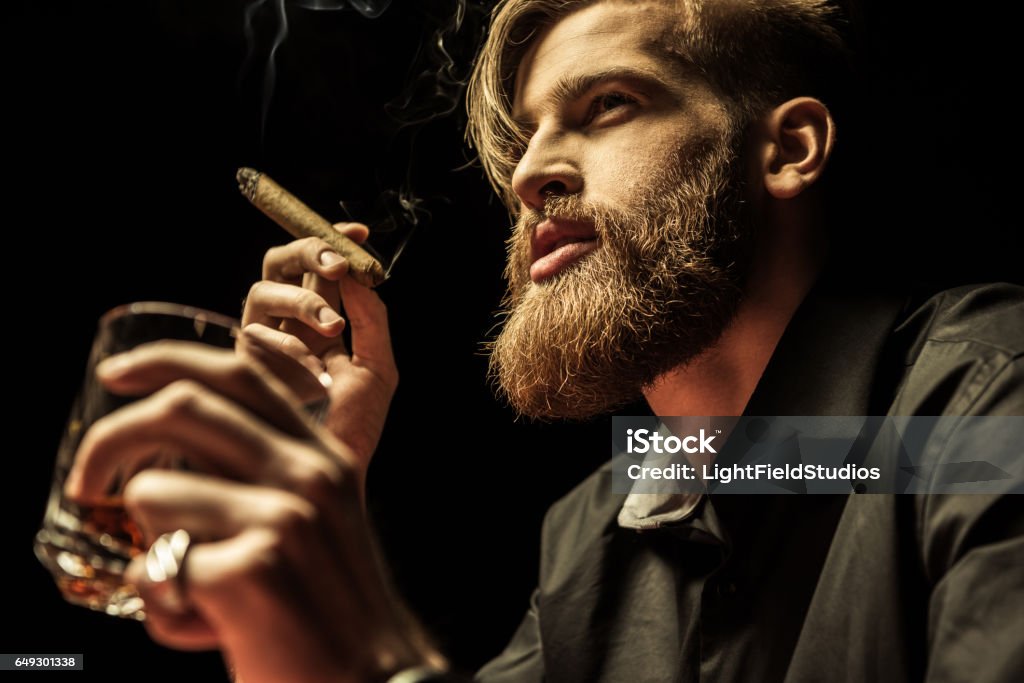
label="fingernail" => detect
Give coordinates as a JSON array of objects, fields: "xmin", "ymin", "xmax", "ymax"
[
  {"xmin": 318, "ymin": 307, "xmax": 342, "ymax": 325},
  {"xmin": 319, "ymin": 250, "xmax": 345, "ymax": 267}
]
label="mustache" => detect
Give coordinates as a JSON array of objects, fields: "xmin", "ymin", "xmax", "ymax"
[
  {"xmin": 514, "ymin": 194, "xmax": 610, "ymax": 239},
  {"xmin": 507, "ymin": 194, "xmax": 610, "ymax": 290}
]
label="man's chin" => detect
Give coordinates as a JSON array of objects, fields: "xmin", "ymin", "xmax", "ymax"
[
  {"xmin": 489, "ymin": 273, "xmax": 639, "ymax": 420},
  {"xmin": 496, "ymin": 386, "xmax": 636, "ymax": 422},
  {"xmin": 490, "ymin": 332, "xmax": 644, "ymax": 421}
]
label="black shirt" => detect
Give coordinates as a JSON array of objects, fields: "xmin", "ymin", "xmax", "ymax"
[{"xmin": 475, "ymin": 281, "xmax": 1024, "ymax": 682}]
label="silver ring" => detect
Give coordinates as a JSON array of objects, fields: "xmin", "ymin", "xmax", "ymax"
[{"xmin": 145, "ymin": 529, "xmax": 192, "ymax": 614}]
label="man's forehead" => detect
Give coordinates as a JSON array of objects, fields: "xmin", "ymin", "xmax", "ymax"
[
  {"xmin": 512, "ymin": 2, "xmax": 689, "ymax": 120},
  {"xmin": 525, "ymin": 2, "xmax": 677, "ymax": 68}
]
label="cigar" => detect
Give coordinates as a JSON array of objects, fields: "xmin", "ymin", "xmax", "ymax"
[{"xmin": 236, "ymin": 167, "xmax": 386, "ymax": 287}]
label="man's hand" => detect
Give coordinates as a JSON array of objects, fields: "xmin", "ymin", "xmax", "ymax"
[
  {"xmin": 238, "ymin": 223, "xmax": 396, "ymax": 482},
  {"xmin": 63, "ymin": 344, "xmax": 442, "ymax": 683}
]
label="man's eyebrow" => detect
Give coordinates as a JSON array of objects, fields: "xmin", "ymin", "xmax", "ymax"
[{"xmin": 512, "ymin": 66, "xmax": 671, "ymax": 129}]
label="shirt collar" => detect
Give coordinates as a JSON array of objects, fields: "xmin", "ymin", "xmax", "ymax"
[
  {"xmin": 617, "ymin": 419, "xmax": 706, "ymax": 530},
  {"xmin": 617, "ymin": 276, "xmax": 909, "ymax": 531}
]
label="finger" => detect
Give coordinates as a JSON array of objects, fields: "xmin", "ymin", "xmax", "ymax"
[
  {"xmin": 299, "ymin": 224, "xmax": 372, "ymax": 350},
  {"xmin": 239, "ymin": 323, "xmax": 325, "ymax": 377},
  {"xmin": 309, "ymin": 221, "xmax": 369, "ymax": 316},
  {"xmin": 123, "ymin": 470, "xmax": 263, "ymax": 543},
  {"xmin": 242, "ymin": 280, "xmax": 345, "ymax": 335},
  {"xmin": 66, "ymin": 380, "xmax": 283, "ymax": 501},
  {"xmin": 237, "ymin": 324, "xmax": 330, "ymax": 403},
  {"xmin": 305, "ymin": 222, "xmax": 373, "ymax": 359},
  {"xmin": 336, "ymin": 274, "xmax": 396, "ymax": 372},
  {"xmin": 121, "ymin": 469, "xmax": 359, "ymax": 583},
  {"xmin": 97, "ymin": 342, "xmax": 313, "ymax": 436},
  {"xmin": 333, "ymin": 222, "xmax": 370, "ymax": 244},
  {"xmin": 261, "ymin": 236, "xmax": 352, "ymax": 284},
  {"xmin": 67, "ymin": 374, "xmax": 352, "ymax": 503},
  {"xmin": 307, "ymin": 271, "xmax": 341, "ymax": 317},
  {"xmin": 117, "ymin": 471, "xmax": 247, "ymax": 651},
  {"xmin": 122, "ymin": 470, "xmax": 344, "ymax": 581},
  {"xmin": 279, "ymin": 315, "xmax": 349, "ymax": 359},
  {"xmin": 121, "ymin": 472, "xmax": 372, "ymax": 670},
  {"xmin": 122, "ymin": 471, "xmax": 362, "ymax": 593},
  {"xmin": 126, "ymin": 555, "xmax": 221, "ymax": 650},
  {"xmin": 166, "ymin": 529, "xmax": 358, "ymax": 681}
]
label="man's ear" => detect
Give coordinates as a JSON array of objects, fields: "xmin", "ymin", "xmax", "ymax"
[{"xmin": 755, "ymin": 97, "xmax": 835, "ymax": 200}]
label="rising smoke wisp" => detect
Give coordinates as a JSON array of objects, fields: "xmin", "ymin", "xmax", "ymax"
[{"xmin": 238, "ymin": 0, "xmax": 487, "ymax": 273}]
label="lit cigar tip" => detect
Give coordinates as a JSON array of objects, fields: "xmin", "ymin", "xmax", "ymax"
[{"xmin": 236, "ymin": 167, "xmax": 262, "ymax": 201}]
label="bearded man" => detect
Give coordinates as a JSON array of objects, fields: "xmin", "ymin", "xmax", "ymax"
[{"xmin": 65, "ymin": 1, "xmax": 1023, "ymax": 682}]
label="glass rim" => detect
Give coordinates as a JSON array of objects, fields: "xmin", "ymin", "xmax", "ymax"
[{"xmin": 98, "ymin": 301, "xmax": 240, "ymax": 332}]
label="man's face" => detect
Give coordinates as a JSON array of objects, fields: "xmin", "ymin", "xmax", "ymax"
[{"xmin": 489, "ymin": 1, "xmax": 754, "ymax": 419}]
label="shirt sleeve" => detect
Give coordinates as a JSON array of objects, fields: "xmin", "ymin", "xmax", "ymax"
[
  {"xmin": 919, "ymin": 355, "xmax": 1024, "ymax": 682},
  {"xmin": 473, "ymin": 589, "xmax": 544, "ymax": 683}
]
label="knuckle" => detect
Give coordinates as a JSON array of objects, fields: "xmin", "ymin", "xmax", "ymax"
[
  {"xmin": 293, "ymin": 459, "xmax": 347, "ymax": 506},
  {"xmin": 229, "ymin": 361, "xmax": 273, "ymax": 402},
  {"xmin": 192, "ymin": 529, "xmax": 285, "ymax": 598},
  {"xmin": 236, "ymin": 327, "xmax": 260, "ymax": 357},
  {"xmin": 278, "ymin": 334, "xmax": 304, "ymax": 356},
  {"xmin": 79, "ymin": 412, "xmax": 116, "ymax": 452},
  {"xmin": 260, "ymin": 246, "xmax": 288, "ymax": 278},
  {"xmin": 262, "ymin": 246, "xmax": 286, "ymax": 275},
  {"xmin": 122, "ymin": 470, "xmax": 165, "ymax": 515},
  {"xmin": 240, "ymin": 323, "xmax": 263, "ymax": 342},
  {"xmin": 235, "ymin": 529, "xmax": 290, "ymax": 589},
  {"xmin": 264, "ymin": 245, "xmax": 287, "ymax": 263},
  {"xmin": 299, "ymin": 236, "xmax": 328, "ymax": 258},
  {"xmin": 157, "ymin": 379, "xmax": 205, "ymax": 419},
  {"xmin": 290, "ymin": 287, "xmax": 321, "ymax": 316},
  {"xmin": 226, "ymin": 354, "xmax": 260, "ymax": 386},
  {"xmin": 266, "ymin": 492, "xmax": 319, "ymax": 538},
  {"xmin": 248, "ymin": 280, "xmax": 271, "ymax": 300}
]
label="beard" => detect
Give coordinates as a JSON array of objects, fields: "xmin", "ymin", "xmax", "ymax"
[{"xmin": 487, "ymin": 130, "xmax": 754, "ymax": 420}]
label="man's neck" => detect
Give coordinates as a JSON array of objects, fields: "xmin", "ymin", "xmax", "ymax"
[{"xmin": 643, "ymin": 235, "xmax": 822, "ymax": 417}]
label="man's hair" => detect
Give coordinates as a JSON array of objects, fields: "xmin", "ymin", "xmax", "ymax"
[{"xmin": 466, "ymin": 0, "xmax": 853, "ymax": 212}]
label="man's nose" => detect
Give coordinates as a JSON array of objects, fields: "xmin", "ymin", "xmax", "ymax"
[{"xmin": 511, "ymin": 130, "xmax": 584, "ymax": 211}]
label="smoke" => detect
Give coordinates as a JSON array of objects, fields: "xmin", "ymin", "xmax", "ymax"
[
  {"xmin": 292, "ymin": 0, "xmax": 392, "ymax": 17},
  {"xmin": 384, "ymin": 0, "xmax": 486, "ymax": 125},
  {"xmin": 371, "ymin": 1, "xmax": 488, "ymax": 273},
  {"xmin": 238, "ymin": 0, "xmax": 488, "ymax": 273},
  {"xmin": 261, "ymin": 0, "xmax": 288, "ymax": 142},
  {"xmin": 240, "ymin": 0, "xmax": 268, "ymax": 89},
  {"xmin": 337, "ymin": 190, "xmax": 426, "ymax": 277},
  {"xmin": 239, "ymin": 0, "xmax": 401, "ymax": 141}
]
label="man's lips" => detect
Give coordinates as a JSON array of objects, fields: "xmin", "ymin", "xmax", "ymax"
[{"xmin": 530, "ymin": 219, "xmax": 598, "ymax": 282}]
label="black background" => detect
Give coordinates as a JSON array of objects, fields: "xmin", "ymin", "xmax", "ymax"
[{"xmin": 5, "ymin": 0, "xmax": 1022, "ymax": 679}]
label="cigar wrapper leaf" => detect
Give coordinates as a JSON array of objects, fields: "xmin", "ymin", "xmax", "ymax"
[{"xmin": 237, "ymin": 167, "xmax": 387, "ymax": 287}]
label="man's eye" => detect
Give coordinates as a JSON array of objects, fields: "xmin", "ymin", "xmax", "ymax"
[{"xmin": 587, "ymin": 92, "xmax": 636, "ymax": 121}]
